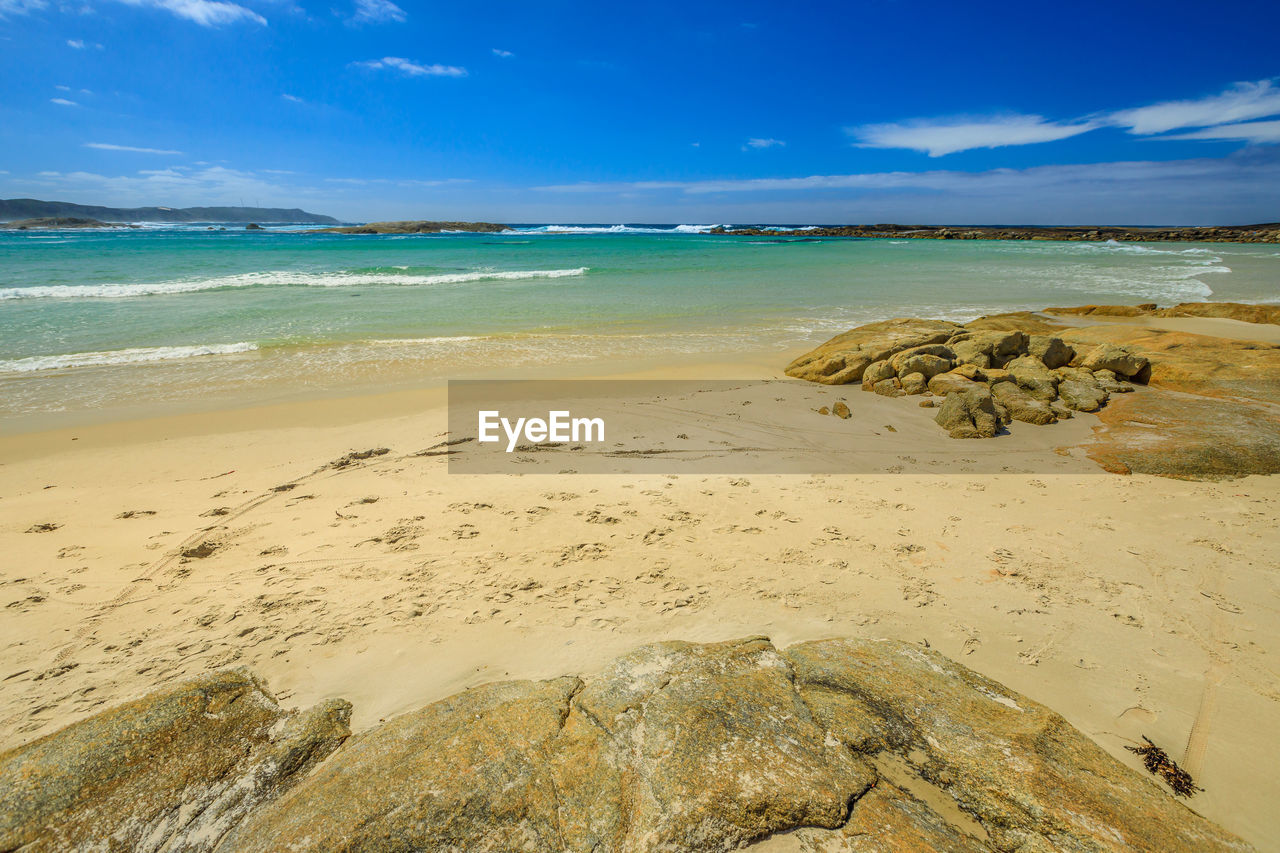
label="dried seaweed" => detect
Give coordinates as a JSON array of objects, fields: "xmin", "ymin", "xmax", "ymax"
[{"xmin": 1126, "ymin": 736, "xmax": 1203, "ymax": 797}]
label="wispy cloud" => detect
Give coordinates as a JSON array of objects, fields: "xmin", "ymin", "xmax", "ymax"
[
  {"xmin": 1165, "ymin": 119, "xmax": 1280, "ymax": 144},
  {"xmin": 532, "ymin": 151, "xmax": 1280, "ymax": 200},
  {"xmin": 281, "ymin": 93, "xmax": 304, "ymax": 103},
  {"xmin": 349, "ymin": 0, "xmax": 404, "ymax": 24},
  {"xmin": 85, "ymin": 142, "xmax": 184, "ymax": 154},
  {"xmin": 1110, "ymin": 80, "xmax": 1280, "ymax": 135},
  {"xmin": 67, "ymin": 38, "xmax": 85, "ymax": 48},
  {"xmin": 492, "ymin": 48, "xmax": 514, "ymax": 58},
  {"xmin": 0, "ymin": 0, "xmax": 46, "ymax": 16},
  {"xmin": 849, "ymin": 79, "xmax": 1280, "ymax": 157},
  {"xmin": 745, "ymin": 138, "xmax": 785, "ymax": 149},
  {"xmin": 110, "ymin": 0, "xmax": 266, "ymax": 27},
  {"xmin": 50, "ymin": 98, "xmax": 79, "ymax": 107},
  {"xmin": 851, "ymin": 116, "xmax": 1099, "ymax": 157},
  {"xmin": 351, "ymin": 57, "xmax": 466, "ymax": 77},
  {"xmin": 10, "ymin": 165, "xmax": 307, "ymax": 207},
  {"xmin": 324, "ymin": 176, "xmax": 470, "ymax": 188}
]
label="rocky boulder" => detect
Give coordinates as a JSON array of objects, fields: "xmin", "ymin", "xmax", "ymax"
[
  {"xmin": 0, "ymin": 639, "xmax": 1251, "ymax": 852},
  {"xmin": 1027, "ymin": 334, "xmax": 1075, "ymax": 369},
  {"xmin": 0, "ymin": 669, "xmax": 351, "ymax": 852},
  {"xmin": 786, "ymin": 319, "xmax": 961, "ymax": 385},
  {"xmin": 934, "ymin": 386, "xmax": 999, "ymax": 438},
  {"xmin": 1005, "ymin": 355, "xmax": 1061, "ymax": 401},
  {"xmin": 991, "ymin": 381, "xmax": 1057, "ymax": 425},
  {"xmin": 1077, "ymin": 343, "xmax": 1151, "ymax": 380}
]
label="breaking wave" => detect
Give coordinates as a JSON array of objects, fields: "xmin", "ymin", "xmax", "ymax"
[
  {"xmin": 0, "ymin": 342, "xmax": 259, "ymax": 373},
  {"xmin": 0, "ymin": 267, "xmax": 590, "ymax": 300}
]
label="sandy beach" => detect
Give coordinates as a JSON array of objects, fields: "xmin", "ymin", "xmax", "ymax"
[{"xmin": 3, "ymin": 331, "xmax": 1277, "ymax": 847}]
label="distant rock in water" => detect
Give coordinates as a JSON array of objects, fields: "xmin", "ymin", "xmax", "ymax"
[
  {"xmin": 1, "ymin": 216, "xmax": 132, "ymax": 230},
  {"xmin": 711, "ymin": 223, "xmax": 1280, "ymax": 243},
  {"xmin": 785, "ymin": 302, "xmax": 1280, "ymax": 479},
  {"xmin": 245, "ymin": 223, "xmax": 263, "ymax": 230},
  {"xmin": 314, "ymin": 220, "xmax": 510, "ymax": 234},
  {"xmin": 0, "ymin": 197, "xmax": 339, "ymax": 224},
  {"xmin": 0, "ymin": 638, "xmax": 1248, "ymax": 851}
]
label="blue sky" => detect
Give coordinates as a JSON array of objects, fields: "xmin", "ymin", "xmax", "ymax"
[{"xmin": 1, "ymin": 0, "xmax": 1279, "ymax": 224}]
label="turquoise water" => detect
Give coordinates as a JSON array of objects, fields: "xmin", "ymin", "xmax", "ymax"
[{"xmin": 2, "ymin": 225, "xmax": 1278, "ymax": 422}]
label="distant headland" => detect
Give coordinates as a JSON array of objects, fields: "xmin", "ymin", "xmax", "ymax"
[{"xmin": 0, "ymin": 198, "xmax": 339, "ymax": 225}]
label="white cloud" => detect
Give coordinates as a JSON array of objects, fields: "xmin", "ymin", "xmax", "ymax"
[
  {"xmin": 745, "ymin": 138, "xmax": 785, "ymax": 149},
  {"xmin": 851, "ymin": 115, "xmax": 1099, "ymax": 157},
  {"xmin": 492, "ymin": 48, "xmax": 513, "ymax": 58},
  {"xmin": 281, "ymin": 93, "xmax": 303, "ymax": 103},
  {"xmin": 50, "ymin": 98, "xmax": 79, "ymax": 107},
  {"xmin": 110, "ymin": 0, "xmax": 266, "ymax": 27},
  {"xmin": 532, "ymin": 152, "xmax": 1280, "ymax": 201},
  {"xmin": 85, "ymin": 142, "xmax": 184, "ymax": 154},
  {"xmin": 1110, "ymin": 80, "xmax": 1280, "ymax": 135},
  {"xmin": 350, "ymin": 0, "xmax": 403, "ymax": 24},
  {"xmin": 67, "ymin": 38, "xmax": 85, "ymax": 48},
  {"xmin": 0, "ymin": 0, "xmax": 46, "ymax": 15},
  {"xmin": 55, "ymin": 84, "xmax": 71, "ymax": 91},
  {"xmin": 1164, "ymin": 119, "xmax": 1280, "ymax": 145},
  {"xmin": 352, "ymin": 57, "xmax": 467, "ymax": 78}
]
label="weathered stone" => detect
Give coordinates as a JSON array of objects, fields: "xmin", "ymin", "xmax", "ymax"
[
  {"xmin": 1050, "ymin": 400, "xmax": 1073, "ymax": 419},
  {"xmin": 962, "ymin": 311, "xmax": 1065, "ymax": 334},
  {"xmin": 934, "ymin": 386, "xmax": 999, "ymax": 438},
  {"xmin": 1083, "ymin": 393, "xmax": 1280, "ymax": 480},
  {"xmin": 1, "ymin": 639, "xmax": 1251, "ymax": 853},
  {"xmin": 817, "ymin": 406, "xmax": 830, "ymax": 415},
  {"xmin": 888, "ymin": 344, "xmax": 955, "ymax": 373},
  {"xmin": 950, "ymin": 341, "xmax": 992, "ymax": 368},
  {"xmin": 1076, "ymin": 343, "xmax": 1150, "ymax": 379},
  {"xmin": 895, "ymin": 353, "xmax": 952, "ymax": 379},
  {"xmin": 832, "ymin": 401, "xmax": 851, "ymax": 419},
  {"xmin": 1045, "ymin": 303, "xmax": 1154, "ymax": 318},
  {"xmin": 0, "ymin": 669, "xmax": 351, "ymax": 853},
  {"xmin": 926, "ymin": 372, "xmax": 978, "ymax": 397},
  {"xmin": 226, "ymin": 639, "xmax": 876, "ymax": 852},
  {"xmin": 1027, "ymin": 335, "xmax": 1075, "ymax": 369},
  {"xmin": 991, "ymin": 381, "xmax": 1057, "ymax": 425},
  {"xmin": 1058, "ymin": 378, "xmax": 1109, "ymax": 412},
  {"xmin": 918, "ymin": 399, "xmax": 938, "ymax": 408},
  {"xmin": 983, "ymin": 367, "xmax": 1014, "ymax": 385},
  {"xmin": 951, "ymin": 363, "xmax": 984, "ymax": 381},
  {"xmin": 1062, "ymin": 326, "xmax": 1280, "ymax": 402},
  {"xmin": 899, "ymin": 372, "xmax": 928, "ymax": 395},
  {"xmin": 785, "ymin": 638, "xmax": 1250, "ymax": 853},
  {"xmin": 1005, "ymin": 355, "xmax": 1060, "ymax": 401},
  {"xmin": 873, "ymin": 378, "xmax": 904, "ymax": 397},
  {"xmin": 1091, "ymin": 368, "xmax": 1133, "ymax": 393},
  {"xmin": 861, "ymin": 359, "xmax": 896, "ymax": 390},
  {"xmin": 1155, "ymin": 301, "xmax": 1280, "ymax": 325},
  {"xmin": 786, "ymin": 319, "xmax": 962, "ymax": 385}
]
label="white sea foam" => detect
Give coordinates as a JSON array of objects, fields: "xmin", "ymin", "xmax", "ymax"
[
  {"xmin": 0, "ymin": 267, "xmax": 590, "ymax": 300},
  {"xmin": 0, "ymin": 342, "xmax": 259, "ymax": 373}
]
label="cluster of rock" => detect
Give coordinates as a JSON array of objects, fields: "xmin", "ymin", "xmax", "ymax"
[
  {"xmin": 314, "ymin": 220, "xmax": 510, "ymax": 234},
  {"xmin": 788, "ymin": 318, "xmax": 1149, "ymax": 438},
  {"xmin": 710, "ymin": 224, "xmax": 1280, "ymax": 243},
  {"xmin": 0, "ymin": 638, "xmax": 1249, "ymax": 852}
]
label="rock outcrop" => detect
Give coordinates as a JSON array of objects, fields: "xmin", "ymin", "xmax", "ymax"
[
  {"xmin": 1048, "ymin": 302, "xmax": 1280, "ymax": 326},
  {"xmin": 0, "ymin": 638, "xmax": 1250, "ymax": 852},
  {"xmin": 710, "ymin": 224, "xmax": 1280, "ymax": 244},
  {"xmin": 314, "ymin": 220, "xmax": 510, "ymax": 234},
  {"xmin": 788, "ymin": 303, "xmax": 1280, "ymax": 478},
  {"xmin": 0, "ymin": 669, "xmax": 351, "ymax": 852}
]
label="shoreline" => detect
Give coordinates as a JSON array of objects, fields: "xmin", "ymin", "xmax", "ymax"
[{"xmin": 2, "ymin": 308, "xmax": 1279, "ymax": 846}]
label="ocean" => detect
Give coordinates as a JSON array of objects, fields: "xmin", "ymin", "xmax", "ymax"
[{"xmin": 2, "ymin": 223, "xmax": 1277, "ymax": 425}]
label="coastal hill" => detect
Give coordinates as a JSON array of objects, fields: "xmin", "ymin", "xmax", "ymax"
[{"xmin": 0, "ymin": 198, "xmax": 339, "ymax": 225}]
